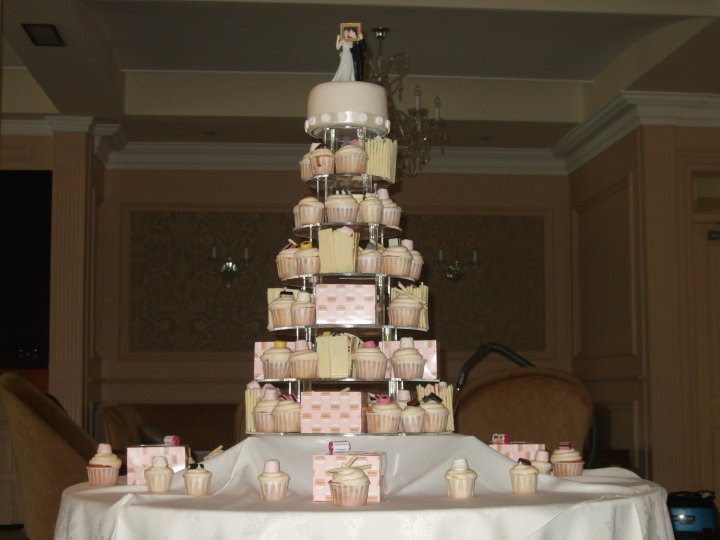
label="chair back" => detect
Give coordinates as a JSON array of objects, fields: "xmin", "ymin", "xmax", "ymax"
[
  {"xmin": 0, "ymin": 373, "xmax": 96, "ymax": 540},
  {"xmin": 455, "ymin": 367, "xmax": 593, "ymax": 456}
]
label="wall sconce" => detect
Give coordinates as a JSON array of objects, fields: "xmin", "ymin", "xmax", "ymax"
[
  {"xmin": 436, "ymin": 249, "xmax": 482, "ymax": 281},
  {"xmin": 212, "ymin": 246, "xmax": 251, "ymax": 287}
]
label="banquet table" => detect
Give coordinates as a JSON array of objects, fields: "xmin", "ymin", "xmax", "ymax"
[{"xmin": 55, "ymin": 434, "xmax": 673, "ymax": 540}]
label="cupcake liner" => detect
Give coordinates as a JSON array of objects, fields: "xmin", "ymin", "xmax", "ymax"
[
  {"xmin": 271, "ymin": 410, "xmax": 301, "ymax": 433},
  {"xmin": 423, "ymin": 410, "xmax": 449, "ymax": 432},
  {"xmin": 410, "ymin": 260, "xmax": 423, "ymax": 281},
  {"xmin": 184, "ymin": 474, "xmax": 211, "ymax": 496},
  {"xmin": 311, "ymin": 155, "xmax": 334, "ymax": 176},
  {"xmin": 276, "ymin": 258, "xmax": 298, "ymax": 280},
  {"xmin": 146, "ymin": 471, "xmax": 173, "ymax": 493},
  {"xmin": 511, "ymin": 473, "xmax": 538, "ymax": 495},
  {"xmin": 357, "ymin": 257, "xmax": 382, "ymax": 274},
  {"xmin": 259, "ymin": 477, "xmax": 290, "ymax": 501},
  {"xmin": 298, "ymin": 206, "xmax": 324, "ymax": 225},
  {"xmin": 291, "ymin": 356, "xmax": 318, "ymax": 378},
  {"xmin": 392, "ymin": 357, "xmax": 426, "ymax": 379},
  {"xmin": 388, "ymin": 306, "xmax": 422, "ymax": 327},
  {"xmin": 553, "ymin": 461, "xmax": 584, "ymax": 477},
  {"xmin": 401, "ymin": 414, "xmax": 425, "ymax": 433},
  {"xmin": 295, "ymin": 256, "xmax": 320, "ymax": 275},
  {"xmin": 335, "ymin": 153, "xmax": 368, "ymax": 174},
  {"xmin": 447, "ymin": 477, "xmax": 476, "ymax": 499},
  {"xmin": 329, "ymin": 482, "xmax": 369, "ymax": 507},
  {"xmin": 382, "ymin": 257, "xmax": 412, "ymax": 278},
  {"xmin": 292, "ymin": 305, "xmax": 316, "ymax": 327},
  {"xmin": 366, "ymin": 412, "xmax": 401, "ymax": 433},
  {"xmin": 357, "ymin": 205, "xmax": 383, "ymax": 224},
  {"xmin": 87, "ymin": 466, "xmax": 119, "ymax": 487},
  {"xmin": 299, "ymin": 159, "xmax": 313, "ymax": 181},
  {"xmin": 354, "ymin": 356, "xmax": 388, "ymax": 379},
  {"xmin": 262, "ymin": 358, "xmax": 291, "ymax": 378},
  {"xmin": 326, "ymin": 206, "xmax": 359, "ymax": 223},
  {"xmin": 269, "ymin": 307, "xmax": 293, "ymax": 328},
  {"xmin": 382, "ymin": 207, "xmax": 402, "ymax": 227},
  {"xmin": 253, "ymin": 412, "xmax": 275, "ymax": 433}
]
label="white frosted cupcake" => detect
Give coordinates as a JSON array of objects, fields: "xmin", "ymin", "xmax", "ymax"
[
  {"xmin": 335, "ymin": 143, "xmax": 368, "ymax": 174},
  {"xmin": 325, "ymin": 193, "xmax": 359, "ymax": 223},
  {"xmin": 289, "ymin": 341, "xmax": 319, "ymax": 378},
  {"xmin": 366, "ymin": 402, "xmax": 402, "ymax": 433},
  {"xmin": 145, "ymin": 456, "xmax": 174, "ymax": 493},
  {"xmin": 296, "ymin": 196, "xmax": 324, "ymax": 225},
  {"xmin": 357, "ymin": 193, "xmax": 383, "ymax": 223},
  {"xmin": 299, "ymin": 153, "xmax": 313, "ymax": 181},
  {"xmin": 275, "ymin": 246, "xmax": 299, "ymax": 279},
  {"xmin": 258, "ymin": 459, "xmax": 290, "ymax": 502},
  {"xmin": 268, "ymin": 292, "xmax": 295, "ymax": 328},
  {"xmin": 328, "ymin": 457, "xmax": 370, "ymax": 507},
  {"xmin": 400, "ymin": 405, "xmax": 425, "ymax": 432},
  {"xmin": 380, "ymin": 193, "xmax": 402, "ymax": 227},
  {"xmin": 353, "ymin": 342, "xmax": 389, "ymax": 379},
  {"xmin": 260, "ymin": 341, "xmax": 292, "ymax": 378},
  {"xmin": 391, "ymin": 337, "xmax": 426, "ymax": 379},
  {"xmin": 271, "ymin": 400, "xmax": 301, "ymax": 432},
  {"xmin": 309, "ymin": 145, "xmax": 334, "ymax": 176},
  {"xmin": 402, "ymin": 240, "xmax": 424, "ymax": 281},
  {"xmin": 356, "ymin": 248, "xmax": 382, "ymax": 274},
  {"xmin": 253, "ymin": 389, "xmax": 279, "ymax": 432},
  {"xmin": 388, "ymin": 292, "xmax": 423, "ymax": 327},
  {"xmin": 531, "ymin": 450, "xmax": 553, "ymax": 475},
  {"xmin": 510, "ymin": 460, "xmax": 539, "ymax": 495},
  {"xmin": 550, "ymin": 443, "xmax": 585, "ymax": 477},
  {"xmin": 87, "ymin": 443, "xmax": 121, "ymax": 486},
  {"xmin": 291, "ymin": 291, "xmax": 316, "ymax": 327},
  {"xmin": 294, "ymin": 245, "xmax": 320, "ymax": 275},
  {"xmin": 421, "ymin": 401, "xmax": 449, "ymax": 432},
  {"xmin": 445, "ymin": 458, "xmax": 477, "ymax": 499},
  {"xmin": 382, "ymin": 246, "xmax": 413, "ymax": 277},
  {"xmin": 184, "ymin": 465, "xmax": 212, "ymax": 496}
]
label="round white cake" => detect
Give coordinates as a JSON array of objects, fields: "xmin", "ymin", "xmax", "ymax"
[{"xmin": 306, "ymin": 81, "xmax": 390, "ymax": 137}]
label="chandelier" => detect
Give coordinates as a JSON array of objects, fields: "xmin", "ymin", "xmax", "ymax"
[{"xmin": 365, "ymin": 27, "xmax": 448, "ymax": 178}]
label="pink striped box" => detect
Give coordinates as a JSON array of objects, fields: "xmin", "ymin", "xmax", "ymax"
[
  {"xmin": 315, "ymin": 284, "xmax": 377, "ymax": 325},
  {"xmin": 253, "ymin": 341, "xmax": 298, "ymax": 379},
  {"xmin": 379, "ymin": 340, "xmax": 439, "ymax": 379},
  {"xmin": 126, "ymin": 445, "xmax": 187, "ymax": 485},
  {"xmin": 312, "ymin": 452, "xmax": 386, "ymax": 502},
  {"xmin": 489, "ymin": 443, "xmax": 545, "ymax": 461},
  {"xmin": 300, "ymin": 391, "xmax": 366, "ymax": 434}
]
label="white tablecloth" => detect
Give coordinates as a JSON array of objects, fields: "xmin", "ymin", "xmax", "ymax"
[{"xmin": 55, "ymin": 434, "xmax": 673, "ymax": 540}]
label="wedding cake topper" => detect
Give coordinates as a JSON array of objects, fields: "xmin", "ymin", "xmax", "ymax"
[{"xmin": 332, "ymin": 22, "xmax": 366, "ymax": 82}]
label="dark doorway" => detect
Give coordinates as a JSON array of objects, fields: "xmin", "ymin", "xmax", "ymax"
[{"xmin": 0, "ymin": 170, "xmax": 52, "ymax": 368}]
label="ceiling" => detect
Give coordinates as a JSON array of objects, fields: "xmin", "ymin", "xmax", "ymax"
[{"xmin": 3, "ymin": 0, "xmax": 720, "ymax": 153}]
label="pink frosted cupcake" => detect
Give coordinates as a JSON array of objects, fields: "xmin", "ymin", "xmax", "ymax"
[
  {"xmin": 550, "ymin": 442, "xmax": 585, "ymax": 477},
  {"xmin": 391, "ymin": 337, "xmax": 426, "ymax": 379},
  {"xmin": 357, "ymin": 248, "xmax": 382, "ymax": 274},
  {"xmin": 328, "ymin": 457, "xmax": 370, "ymax": 507},
  {"xmin": 325, "ymin": 193, "xmax": 359, "ymax": 223},
  {"xmin": 309, "ymin": 144, "xmax": 334, "ymax": 176},
  {"xmin": 421, "ymin": 401, "xmax": 449, "ymax": 432},
  {"xmin": 353, "ymin": 341, "xmax": 389, "ymax": 379},
  {"xmin": 510, "ymin": 460, "xmax": 539, "ymax": 495},
  {"xmin": 387, "ymin": 292, "xmax": 423, "ymax": 327},
  {"xmin": 258, "ymin": 459, "xmax": 290, "ymax": 502},
  {"xmin": 87, "ymin": 443, "xmax": 121, "ymax": 486},
  {"xmin": 271, "ymin": 400, "xmax": 301, "ymax": 432},
  {"xmin": 289, "ymin": 341, "xmax": 319, "ymax": 378},
  {"xmin": 335, "ymin": 143, "xmax": 368, "ymax": 174},
  {"xmin": 382, "ymin": 246, "xmax": 413, "ymax": 277},
  {"xmin": 400, "ymin": 405, "xmax": 425, "ymax": 432},
  {"xmin": 260, "ymin": 341, "xmax": 292, "ymax": 378},
  {"xmin": 366, "ymin": 402, "xmax": 402, "ymax": 433}
]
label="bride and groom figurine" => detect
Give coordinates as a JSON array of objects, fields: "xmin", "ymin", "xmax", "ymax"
[{"xmin": 332, "ymin": 23, "xmax": 366, "ymax": 82}]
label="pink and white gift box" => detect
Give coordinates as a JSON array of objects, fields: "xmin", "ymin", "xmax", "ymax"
[
  {"xmin": 315, "ymin": 284, "xmax": 377, "ymax": 325},
  {"xmin": 312, "ymin": 452, "xmax": 386, "ymax": 502},
  {"xmin": 489, "ymin": 442, "xmax": 545, "ymax": 461},
  {"xmin": 300, "ymin": 391, "xmax": 366, "ymax": 434},
  {"xmin": 253, "ymin": 341, "xmax": 298, "ymax": 379},
  {"xmin": 126, "ymin": 445, "xmax": 187, "ymax": 485},
  {"xmin": 379, "ymin": 339, "xmax": 439, "ymax": 379}
]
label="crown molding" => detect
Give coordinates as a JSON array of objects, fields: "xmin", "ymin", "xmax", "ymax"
[
  {"xmin": 1, "ymin": 119, "xmax": 53, "ymax": 136},
  {"xmin": 45, "ymin": 115, "xmax": 95, "ymax": 133},
  {"xmin": 93, "ymin": 123, "xmax": 127, "ymax": 166}
]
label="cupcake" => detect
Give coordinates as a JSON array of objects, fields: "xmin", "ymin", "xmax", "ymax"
[
  {"xmin": 356, "ymin": 247, "xmax": 382, "ymax": 274},
  {"xmin": 87, "ymin": 443, "xmax": 122, "ymax": 486},
  {"xmin": 357, "ymin": 193, "xmax": 383, "ymax": 224},
  {"xmin": 299, "ymin": 152, "xmax": 313, "ymax": 181},
  {"xmin": 378, "ymin": 189, "xmax": 402, "ymax": 227},
  {"xmin": 253, "ymin": 388, "xmax": 279, "ymax": 432},
  {"xmin": 268, "ymin": 291, "xmax": 295, "ymax": 328},
  {"xmin": 183, "ymin": 464, "xmax": 212, "ymax": 496},
  {"xmin": 400, "ymin": 404, "xmax": 425, "ymax": 433},
  {"xmin": 402, "ymin": 239, "xmax": 424, "ymax": 281},
  {"xmin": 335, "ymin": 143, "xmax": 368, "ymax": 174},
  {"xmin": 396, "ymin": 389, "xmax": 412, "ymax": 409},
  {"xmin": 550, "ymin": 442, "xmax": 585, "ymax": 477},
  {"xmin": 309, "ymin": 144, "xmax": 334, "ymax": 176},
  {"xmin": 145, "ymin": 456, "xmax": 174, "ymax": 493},
  {"xmin": 352, "ymin": 341, "xmax": 389, "ymax": 379},
  {"xmin": 391, "ymin": 337, "xmax": 426, "ymax": 379},
  {"xmin": 291, "ymin": 291, "xmax": 316, "ymax": 327},
  {"xmin": 531, "ymin": 450, "xmax": 553, "ymax": 475},
  {"xmin": 271, "ymin": 399, "xmax": 301, "ymax": 432},
  {"xmin": 275, "ymin": 245, "xmax": 299, "ymax": 279},
  {"xmin": 289, "ymin": 341, "xmax": 319, "ymax": 378},
  {"xmin": 445, "ymin": 458, "xmax": 477, "ymax": 499},
  {"xmin": 328, "ymin": 457, "xmax": 371, "ymax": 507},
  {"xmin": 382, "ymin": 246, "xmax": 413, "ymax": 277},
  {"xmin": 260, "ymin": 341, "xmax": 292, "ymax": 378},
  {"xmin": 420, "ymin": 400, "xmax": 449, "ymax": 432},
  {"xmin": 294, "ymin": 243, "xmax": 320, "ymax": 275},
  {"xmin": 325, "ymin": 192, "xmax": 359, "ymax": 223},
  {"xmin": 296, "ymin": 196, "xmax": 324, "ymax": 225},
  {"xmin": 387, "ymin": 292, "xmax": 423, "ymax": 327},
  {"xmin": 510, "ymin": 460, "xmax": 539, "ymax": 495},
  {"xmin": 366, "ymin": 398, "xmax": 402, "ymax": 433},
  {"xmin": 258, "ymin": 459, "xmax": 290, "ymax": 502}
]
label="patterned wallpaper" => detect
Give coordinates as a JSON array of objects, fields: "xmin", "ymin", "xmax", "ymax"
[{"xmin": 128, "ymin": 210, "xmax": 545, "ymax": 353}]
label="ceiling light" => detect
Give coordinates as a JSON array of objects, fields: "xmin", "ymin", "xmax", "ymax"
[{"xmin": 22, "ymin": 24, "xmax": 65, "ymax": 47}]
